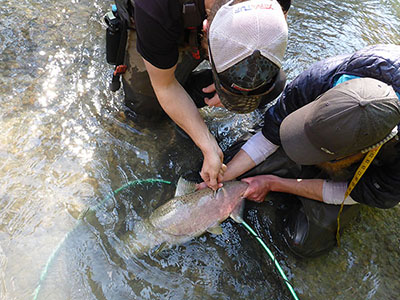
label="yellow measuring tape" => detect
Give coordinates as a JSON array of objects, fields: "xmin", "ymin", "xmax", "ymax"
[{"xmin": 335, "ymin": 144, "xmax": 383, "ymax": 246}]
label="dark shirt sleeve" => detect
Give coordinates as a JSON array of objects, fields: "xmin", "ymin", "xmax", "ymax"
[
  {"xmin": 261, "ymin": 55, "xmax": 348, "ymax": 145},
  {"xmin": 350, "ymin": 133, "xmax": 400, "ymax": 208},
  {"xmin": 134, "ymin": 4, "xmax": 181, "ymax": 69}
]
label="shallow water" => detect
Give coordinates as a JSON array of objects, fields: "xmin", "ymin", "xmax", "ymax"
[{"xmin": 0, "ymin": 0, "xmax": 399, "ymax": 299}]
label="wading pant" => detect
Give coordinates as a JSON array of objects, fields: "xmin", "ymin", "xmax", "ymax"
[
  {"xmin": 122, "ymin": 29, "xmax": 214, "ymax": 121},
  {"xmin": 225, "ymin": 137, "xmax": 360, "ymax": 258}
]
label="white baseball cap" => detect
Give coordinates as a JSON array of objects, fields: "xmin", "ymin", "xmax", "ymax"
[
  {"xmin": 209, "ymin": 0, "xmax": 288, "ymax": 72},
  {"xmin": 208, "ymin": 0, "xmax": 288, "ymax": 113}
]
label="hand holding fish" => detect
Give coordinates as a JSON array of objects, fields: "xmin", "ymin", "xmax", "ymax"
[
  {"xmin": 241, "ymin": 175, "xmax": 280, "ymax": 202},
  {"xmin": 198, "ymin": 164, "xmax": 227, "ymax": 191},
  {"xmin": 200, "ymin": 148, "xmax": 226, "ymax": 190}
]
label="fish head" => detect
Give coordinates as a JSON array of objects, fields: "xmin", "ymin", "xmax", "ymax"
[
  {"xmin": 216, "ymin": 181, "xmax": 249, "ymax": 201},
  {"xmin": 215, "ymin": 181, "xmax": 249, "ymax": 223}
]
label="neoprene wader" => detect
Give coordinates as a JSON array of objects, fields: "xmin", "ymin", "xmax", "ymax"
[{"xmin": 283, "ymin": 197, "xmax": 359, "ymax": 258}]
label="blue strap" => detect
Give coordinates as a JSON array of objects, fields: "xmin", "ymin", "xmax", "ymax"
[
  {"xmin": 334, "ymin": 74, "xmax": 400, "ymax": 99},
  {"xmin": 333, "ymin": 74, "xmax": 360, "ymax": 86}
]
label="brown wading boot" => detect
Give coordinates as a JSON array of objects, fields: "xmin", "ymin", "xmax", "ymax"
[{"xmin": 283, "ymin": 196, "xmax": 360, "ymax": 258}]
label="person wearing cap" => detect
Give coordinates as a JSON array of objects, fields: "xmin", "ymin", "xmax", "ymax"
[
  {"xmin": 119, "ymin": 0, "xmax": 289, "ymax": 190},
  {"xmin": 199, "ymin": 0, "xmax": 288, "ymax": 113},
  {"xmin": 220, "ymin": 44, "xmax": 400, "ymax": 257}
]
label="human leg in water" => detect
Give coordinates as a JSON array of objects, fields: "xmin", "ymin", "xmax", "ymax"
[
  {"xmin": 122, "ymin": 29, "xmax": 207, "ymax": 121},
  {"xmin": 283, "ymin": 197, "xmax": 360, "ymax": 258}
]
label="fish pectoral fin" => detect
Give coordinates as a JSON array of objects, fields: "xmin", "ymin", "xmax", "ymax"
[
  {"xmin": 207, "ymin": 224, "xmax": 223, "ymax": 235},
  {"xmin": 230, "ymin": 199, "xmax": 245, "ymax": 224}
]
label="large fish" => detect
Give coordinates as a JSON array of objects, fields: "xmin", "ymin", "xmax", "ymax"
[{"xmin": 122, "ymin": 178, "xmax": 249, "ymax": 255}]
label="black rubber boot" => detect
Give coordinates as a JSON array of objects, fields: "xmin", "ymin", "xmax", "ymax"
[{"xmin": 283, "ymin": 197, "xmax": 360, "ymax": 258}]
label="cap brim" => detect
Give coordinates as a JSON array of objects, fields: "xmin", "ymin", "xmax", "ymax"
[
  {"xmin": 215, "ymin": 69, "xmax": 287, "ymax": 114},
  {"xmin": 214, "ymin": 81, "xmax": 260, "ymax": 114},
  {"xmin": 280, "ymin": 101, "xmax": 337, "ymax": 165},
  {"xmin": 259, "ymin": 69, "xmax": 286, "ymax": 106}
]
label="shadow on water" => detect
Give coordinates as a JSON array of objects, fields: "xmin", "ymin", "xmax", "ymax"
[{"xmin": 1, "ymin": 0, "xmax": 400, "ymax": 299}]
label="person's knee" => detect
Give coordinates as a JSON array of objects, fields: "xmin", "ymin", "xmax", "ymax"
[
  {"xmin": 282, "ymin": 198, "xmax": 360, "ymax": 258},
  {"xmin": 121, "ymin": 67, "xmax": 167, "ymax": 120},
  {"xmin": 123, "ymin": 91, "xmax": 166, "ymax": 121}
]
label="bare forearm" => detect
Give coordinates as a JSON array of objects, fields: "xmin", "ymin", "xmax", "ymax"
[
  {"xmin": 157, "ymin": 80, "xmax": 218, "ymax": 152},
  {"xmin": 144, "ymin": 59, "xmax": 219, "ymax": 155},
  {"xmin": 270, "ymin": 177, "xmax": 325, "ymax": 202}
]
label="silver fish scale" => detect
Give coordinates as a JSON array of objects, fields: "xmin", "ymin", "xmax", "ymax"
[{"xmin": 148, "ymin": 181, "xmax": 247, "ymax": 237}]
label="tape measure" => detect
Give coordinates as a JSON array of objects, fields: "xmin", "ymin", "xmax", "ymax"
[{"xmin": 336, "ymin": 144, "xmax": 383, "ymax": 246}]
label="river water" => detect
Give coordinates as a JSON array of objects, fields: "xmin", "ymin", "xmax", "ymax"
[{"xmin": 1, "ymin": 0, "xmax": 399, "ymax": 299}]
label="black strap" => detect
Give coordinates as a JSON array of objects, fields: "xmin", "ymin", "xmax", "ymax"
[
  {"xmin": 113, "ymin": 0, "xmax": 135, "ymax": 66},
  {"xmin": 115, "ymin": 0, "xmax": 134, "ymax": 25},
  {"xmin": 115, "ymin": 19, "xmax": 128, "ymax": 66},
  {"xmin": 108, "ymin": 0, "xmax": 134, "ymax": 91},
  {"xmin": 179, "ymin": 0, "xmax": 205, "ymax": 28},
  {"xmin": 179, "ymin": 0, "xmax": 206, "ymax": 57}
]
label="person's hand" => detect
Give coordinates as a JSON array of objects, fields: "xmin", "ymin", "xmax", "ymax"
[
  {"xmin": 241, "ymin": 175, "xmax": 279, "ymax": 202},
  {"xmin": 202, "ymin": 84, "xmax": 224, "ymax": 108},
  {"xmin": 196, "ymin": 163, "xmax": 227, "ymax": 191},
  {"xmin": 200, "ymin": 148, "xmax": 226, "ymax": 190},
  {"xmin": 196, "ymin": 181, "xmax": 211, "ymax": 190}
]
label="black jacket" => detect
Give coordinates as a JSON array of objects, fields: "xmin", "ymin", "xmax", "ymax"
[{"xmin": 262, "ymin": 44, "xmax": 400, "ymax": 208}]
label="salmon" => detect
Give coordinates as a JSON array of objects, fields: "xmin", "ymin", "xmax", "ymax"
[{"xmin": 122, "ymin": 178, "xmax": 248, "ymax": 255}]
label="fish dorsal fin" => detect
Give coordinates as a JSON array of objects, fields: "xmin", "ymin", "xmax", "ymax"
[
  {"xmin": 207, "ymin": 223, "xmax": 223, "ymax": 235},
  {"xmin": 174, "ymin": 176, "xmax": 197, "ymax": 197},
  {"xmin": 230, "ymin": 199, "xmax": 245, "ymax": 223}
]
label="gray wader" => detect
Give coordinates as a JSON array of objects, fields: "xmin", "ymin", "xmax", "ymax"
[
  {"xmin": 225, "ymin": 136, "xmax": 360, "ymax": 258},
  {"xmin": 122, "ymin": 29, "xmax": 214, "ymax": 121}
]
